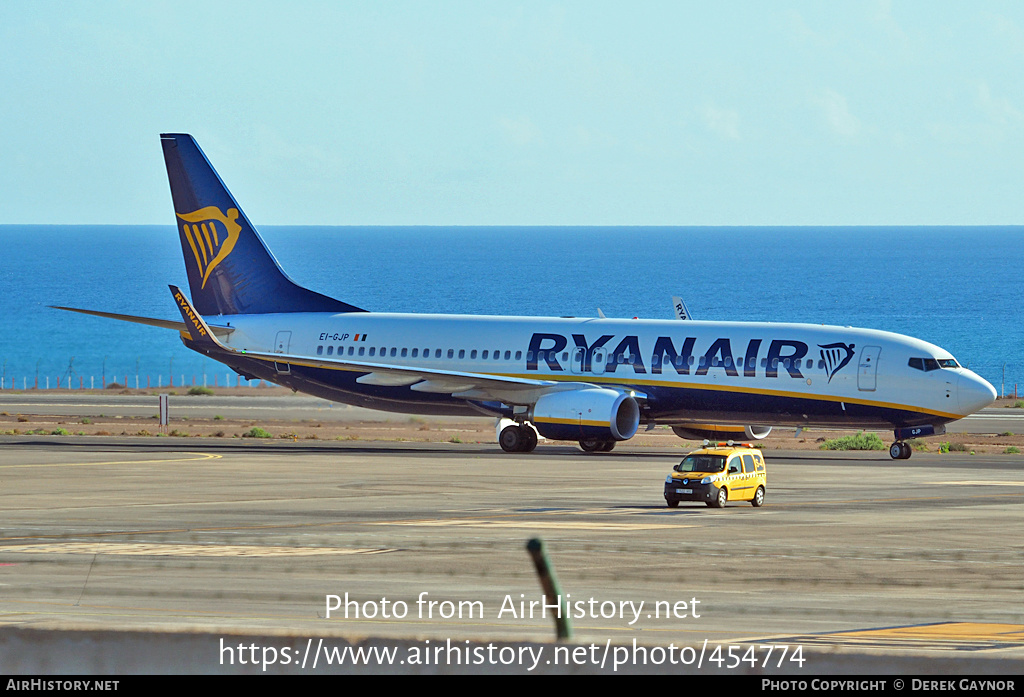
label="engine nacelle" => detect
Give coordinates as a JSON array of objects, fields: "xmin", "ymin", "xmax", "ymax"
[
  {"xmin": 531, "ymin": 388, "xmax": 640, "ymax": 442},
  {"xmin": 671, "ymin": 424, "xmax": 773, "ymax": 441}
]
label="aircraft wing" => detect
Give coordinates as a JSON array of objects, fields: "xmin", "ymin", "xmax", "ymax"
[{"xmin": 168, "ymin": 286, "xmax": 612, "ymax": 405}]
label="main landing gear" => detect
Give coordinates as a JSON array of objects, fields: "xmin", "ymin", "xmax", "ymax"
[
  {"xmin": 579, "ymin": 438, "xmax": 615, "ymax": 453},
  {"xmin": 499, "ymin": 423, "xmax": 539, "ymax": 453},
  {"xmin": 890, "ymin": 441, "xmax": 912, "ymax": 459}
]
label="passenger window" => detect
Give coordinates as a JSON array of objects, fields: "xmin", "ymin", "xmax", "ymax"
[
  {"xmin": 391, "ymin": 348, "xmax": 398, "ymax": 357},
  {"xmin": 317, "ymin": 346, "xmax": 324, "ymax": 355},
  {"xmin": 358, "ymin": 347, "xmax": 365, "ymax": 356},
  {"xmin": 495, "ymin": 351, "xmax": 501, "ymax": 361},
  {"xmin": 742, "ymin": 454, "xmax": 755, "ymax": 473},
  {"xmin": 482, "ymin": 350, "xmax": 489, "ymax": 359},
  {"xmin": 369, "ymin": 347, "xmax": 376, "ymax": 356},
  {"xmin": 459, "ymin": 349, "xmax": 465, "ymax": 359},
  {"xmin": 728, "ymin": 458, "xmax": 741, "ymax": 475},
  {"xmin": 348, "ymin": 347, "xmax": 354, "ymax": 356},
  {"xmin": 411, "ymin": 348, "xmax": 418, "ymax": 357},
  {"xmin": 471, "ymin": 350, "xmax": 477, "ymax": 359},
  {"xmin": 516, "ymin": 351, "xmax": 523, "ymax": 360},
  {"xmin": 447, "ymin": 349, "xmax": 454, "ymax": 359},
  {"xmin": 505, "ymin": 351, "xmax": 511, "ymax": 360},
  {"xmin": 435, "ymin": 349, "xmax": 441, "ymax": 358},
  {"xmin": 326, "ymin": 346, "xmax": 333, "ymax": 355}
]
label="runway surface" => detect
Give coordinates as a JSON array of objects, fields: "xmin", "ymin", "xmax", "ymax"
[{"xmin": 1, "ymin": 436, "xmax": 1022, "ymax": 662}]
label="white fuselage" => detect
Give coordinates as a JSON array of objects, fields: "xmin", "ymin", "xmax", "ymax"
[{"xmin": 210, "ymin": 311, "xmax": 995, "ymax": 429}]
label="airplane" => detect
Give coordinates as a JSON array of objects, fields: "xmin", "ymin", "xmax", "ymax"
[{"xmin": 55, "ymin": 133, "xmax": 997, "ymax": 459}]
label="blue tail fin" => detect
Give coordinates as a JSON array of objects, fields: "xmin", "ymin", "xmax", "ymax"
[{"xmin": 160, "ymin": 133, "xmax": 366, "ymax": 316}]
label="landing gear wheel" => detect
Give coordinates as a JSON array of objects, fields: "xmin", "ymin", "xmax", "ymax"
[
  {"xmin": 520, "ymin": 425, "xmax": 538, "ymax": 453},
  {"xmin": 579, "ymin": 438, "xmax": 604, "ymax": 452},
  {"xmin": 890, "ymin": 442, "xmax": 912, "ymax": 460},
  {"xmin": 500, "ymin": 425, "xmax": 537, "ymax": 453},
  {"xmin": 500, "ymin": 425, "xmax": 524, "ymax": 453},
  {"xmin": 710, "ymin": 487, "xmax": 728, "ymax": 508},
  {"xmin": 600, "ymin": 440, "xmax": 616, "ymax": 452},
  {"xmin": 751, "ymin": 485, "xmax": 765, "ymax": 507}
]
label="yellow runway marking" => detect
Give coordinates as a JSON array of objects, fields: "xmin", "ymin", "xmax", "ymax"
[
  {"xmin": 936, "ymin": 481, "xmax": 1024, "ymax": 487},
  {"xmin": 0, "ymin": 543, "xmax": 394, "ymax": 557},
  {"xmin": 0, "ymin": 452, "xmax": 222, "ymax": 469},
  {"xmin": 838, "ymin": 623, "xmax": 1024, "ymax": 641},
  {"xmin": 784, "ymin": 623, "xmax": 1024, "ymax": 652},
  {"xmin": 376, "ymin": 520, "xmax": 684, "ymax": 531}
]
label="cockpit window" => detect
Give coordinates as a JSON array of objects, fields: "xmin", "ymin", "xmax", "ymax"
[{"xmin": 909, "ymin": 357, "xmax": 959, "ymax": 372}]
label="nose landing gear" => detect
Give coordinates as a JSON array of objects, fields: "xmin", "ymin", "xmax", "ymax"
[{"xmin": 889, "ymin": 441, "xmax": 912, "ymax": 459}]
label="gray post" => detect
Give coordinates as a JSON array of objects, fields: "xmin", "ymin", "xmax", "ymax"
[{"xmin": 526, "ymin": 537, "xmax": 572, "ymax": 640}]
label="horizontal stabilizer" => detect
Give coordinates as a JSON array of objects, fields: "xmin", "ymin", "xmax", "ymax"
[{"xmin": 51, "ymin": 305, "xmax": 234, "ymax": 337}]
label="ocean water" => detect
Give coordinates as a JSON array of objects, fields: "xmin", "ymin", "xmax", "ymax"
[{"xmin": 0, "ymin": 225, "xmax": 1021, "ymax": 394}]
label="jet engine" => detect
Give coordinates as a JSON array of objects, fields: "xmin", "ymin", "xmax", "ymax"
[
  {"xmin": 671, "ymin": 424, "xmax": 772, "ymax": 441},
  {"xmin": 530, "ymin": 388, "xmax": 640, "ymax": 442}
]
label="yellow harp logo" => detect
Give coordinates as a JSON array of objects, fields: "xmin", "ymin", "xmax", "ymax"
[{"xmin": 176, "ymin": 206, "xmax": 242, "ymax": 289}]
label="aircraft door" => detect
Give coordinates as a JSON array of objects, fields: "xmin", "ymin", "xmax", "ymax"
[
  {"xmin": 857, "ymin": 346, "xmax": 881, "ymax": 391},
  {"xmin": 274, "ymin": 331, "xmax": 292, "ymax": 375},
  {"xmin": 572, "ymin": 347, "xmax": 608, "ymax": 374}
]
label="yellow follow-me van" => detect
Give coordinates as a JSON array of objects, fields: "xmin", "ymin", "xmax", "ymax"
[{"xmin": 664, "ymin": 442, "xmax": 767, "ymax": 508}]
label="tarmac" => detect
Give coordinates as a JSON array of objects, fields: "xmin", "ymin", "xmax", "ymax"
[{"xmin": 1, "ymin": 415, "xmax": 1023, "ymax": 673}]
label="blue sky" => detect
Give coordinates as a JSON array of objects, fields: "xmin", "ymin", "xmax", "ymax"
[{"xmin": 2, "ymin": 1, "xmax": 1024, "ymax": 225}]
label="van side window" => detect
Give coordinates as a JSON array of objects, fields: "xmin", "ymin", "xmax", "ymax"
[{"xmin": 742, "ymin": 454, "xmax": 755, "ymax": 473}]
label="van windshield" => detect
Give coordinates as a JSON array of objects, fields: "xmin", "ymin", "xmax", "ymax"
[{"xmin": 677, "ymin": 454, "xmax": 726, "ymax": 473}]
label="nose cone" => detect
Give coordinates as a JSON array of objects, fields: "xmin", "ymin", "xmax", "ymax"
[{"xmin": 957, "ymin": 371, "xmax": 997, "ymax": 416}]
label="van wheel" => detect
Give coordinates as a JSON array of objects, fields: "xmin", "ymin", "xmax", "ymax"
[
  {"xmin": 666, "ymin": 499, "xmax": 679, "ymax": 508},
  {"xmin": 711, "ymin": 487, "xmax": 728, "ymax": 508},
  {"xmin": 751, "ymin": 486, "xmax": 765, "ymax": 507}
]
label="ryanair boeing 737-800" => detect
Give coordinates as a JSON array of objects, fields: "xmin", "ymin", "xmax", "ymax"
[{"xmin": 56, "ymin": 134, "xmax": 997, "ymax": 458}]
